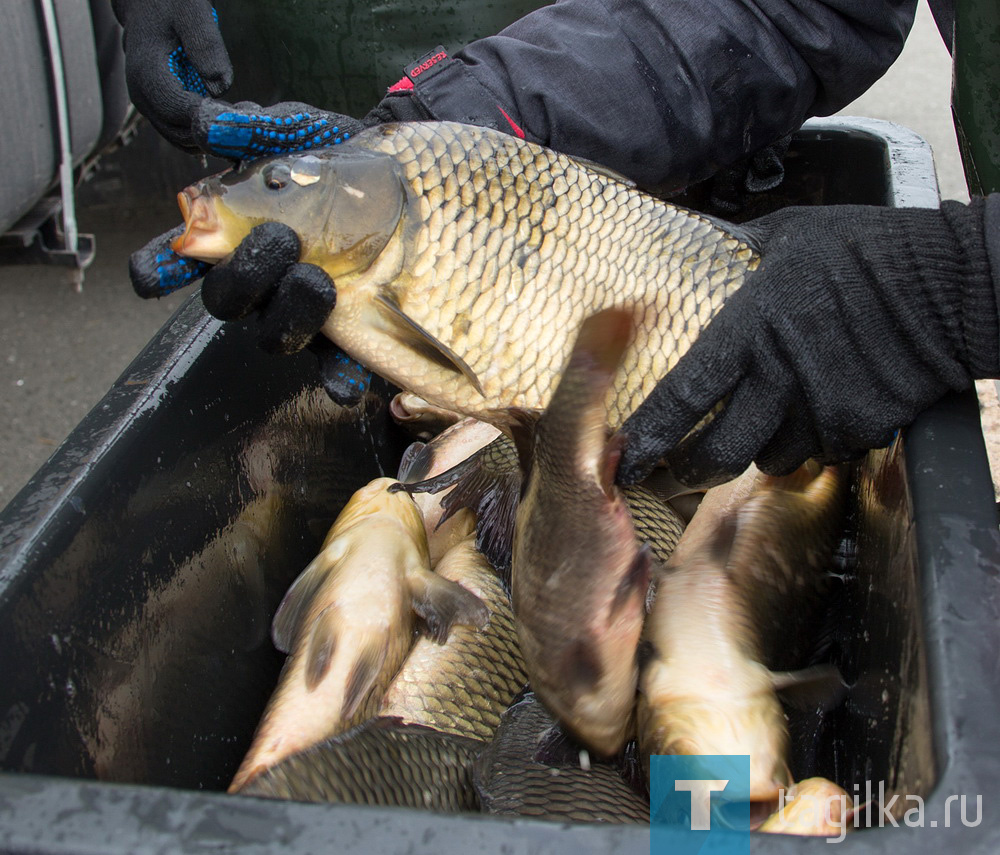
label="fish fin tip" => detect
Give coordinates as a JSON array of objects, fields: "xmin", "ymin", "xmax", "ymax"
[
  {"xmin": 342, "ymin": 637, "xmax": 390, "ymax": 720},
  {"xmin": 410, "ymin": 571, "xmax": 489, "ymax": 642},
  {"xmin": 271, "ymin": 554, "xmax": 330, "ymax": 653},
  {"xmin": 396, "ymin": 440, "xmax": 429, "ymax": 483},
  {"xmin": 771, "ymin": 664, "xmax": 847, "ymax": 712},
  {"xmin": 375, "ymin": 291, "xmax": 484, "ymax": 395},
  {"xmin": 572, "ymin": 308, "xmax": 635, "ymax": 377}
]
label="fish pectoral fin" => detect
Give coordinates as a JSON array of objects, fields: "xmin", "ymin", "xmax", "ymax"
[
  {"xmin": 305, "ymin": 605, "xmax": 338, "ymax": 691},
  {"xmin": 342, "ymin": 635, "xmax": 391, "ymax": 720},
  {"xmin": 407, "ymin": 568, "xmax": 489, "ymax": 643},
  {"xmin": 392, "ymin": 449, "xmax": 481, "ymax": 495},
  {"xmin": 272, "ymin": 551, "xmax": 339, "ymax": 653},
  {"xmin": 771, "ymin": 664, "xmax": 847, "ymax": 712},
  {"xmin": 375, "ymin": 292, "xmax": 485, "ymax": 396}
]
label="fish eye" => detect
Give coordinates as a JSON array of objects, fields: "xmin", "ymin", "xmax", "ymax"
[{"xmin": 263, "ymin": 163, "xmax": 291, "ymax": 191}]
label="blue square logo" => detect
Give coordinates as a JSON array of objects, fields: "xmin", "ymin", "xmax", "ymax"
[{"xmin": 650, "ymin": 755, "xmax": 756, "ymax": 855}]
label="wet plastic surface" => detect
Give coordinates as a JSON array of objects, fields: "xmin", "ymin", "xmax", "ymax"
[{"xmin": 1, "ymin": 118, "xmax": 999, "ymax": 853}]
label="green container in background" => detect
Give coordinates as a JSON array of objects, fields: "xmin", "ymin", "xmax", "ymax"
[
  {"xmin": 215, "ymin": 0, "xmax": 547, "ymax": 119},
  {"xmin": 953, "ymin": 0, "xmax": 1000, "ymax": 195}
]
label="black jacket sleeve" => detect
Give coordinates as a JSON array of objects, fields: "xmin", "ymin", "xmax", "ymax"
[{"xmin": 375, "ymin": 0, "xmax": 917, "ymax": 194}]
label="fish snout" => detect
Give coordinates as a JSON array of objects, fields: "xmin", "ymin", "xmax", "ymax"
[{"xmin": 172, "ymin": 185, "xmax": 229, "ymax": 261}]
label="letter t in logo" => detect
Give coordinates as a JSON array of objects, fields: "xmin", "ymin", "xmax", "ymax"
[{"xmin": 674, "ymin": 780, "xmax": 730, "ymax": 830}]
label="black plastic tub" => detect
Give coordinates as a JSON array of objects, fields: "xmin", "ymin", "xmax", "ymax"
[{"xmin": 1, "ymin": 118, "xmax": 999, "ymax": 854}]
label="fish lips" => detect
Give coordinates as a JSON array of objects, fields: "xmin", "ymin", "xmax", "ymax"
[{"xmin": 172, "ymin": 186, "xmax": 231, "ymax": 262}]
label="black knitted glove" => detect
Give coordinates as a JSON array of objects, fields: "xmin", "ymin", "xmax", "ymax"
[
  {"xmin": 617, "ymin": 200, "xmax": 999, "ymax": 487},
  {"xmin": 199, "ymin": 222, "xmax": 373, "ymax": 405},
  {"xmin": 129, "ymin": 222, "xmax": 371, "ymax": 406},
  {"xmin": 111, "ymin": 0, "xmax": 232, "ymax": 152}
]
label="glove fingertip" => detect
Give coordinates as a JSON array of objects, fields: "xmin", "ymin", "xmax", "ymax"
[
  {"xmin": 258, "ymin": 264, "xmax": 336, "ymax": 355},
  {"xmin": 309, "ymin": 338, "xmax": 371, "ymax": 407},
  {"xmin": 615, "ymin": 429, "xmax": 667, "ymax": 486},
  {"xmin": 129, "ymin": 227, "xmax": 209, "ymax": 298}
]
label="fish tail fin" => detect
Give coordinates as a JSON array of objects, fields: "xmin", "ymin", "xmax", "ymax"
[
  {"xmin": 395, "ymin": 435, "xmax": 524, "ymax": 585},
  {"xmin": 407, "ymin": 567, "xmax": 489, "ymax": 643},
  {"xmin": 569, "ymin": 307, "xmax": 635, "ymax": 380}
]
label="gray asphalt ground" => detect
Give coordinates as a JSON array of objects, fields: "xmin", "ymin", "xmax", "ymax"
[{"xmin": 0, "ymin": 2, "xmax": 973, "ymax": 509}]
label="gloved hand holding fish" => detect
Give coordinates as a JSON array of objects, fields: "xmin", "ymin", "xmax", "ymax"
[
  {"xmin": 150, "ymin": 116, "xmax": 999, "ymax": 491},
  {"xmin": 166, "ymin": 120, "xmax": 757, "ymax": 431},
  {"xmin": 128, "ymin": 97, "xmax": 376, "ymax": 406}
]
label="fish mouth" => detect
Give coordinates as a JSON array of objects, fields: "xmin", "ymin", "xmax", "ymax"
[{"xmin": 171, "ymin": 186, "xmax": 231, "ymax": 262}]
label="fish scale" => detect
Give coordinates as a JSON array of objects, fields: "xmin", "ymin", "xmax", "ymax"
[
  {"xmin": 239, "ymin": 718, "xmax": 482, "ymax": 810},
  {"xmin": 329, "ymin": 122, "xmax": 758, "ymax": 425}
]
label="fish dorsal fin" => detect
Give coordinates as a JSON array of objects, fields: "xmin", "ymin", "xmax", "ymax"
[
  {"xmin": 568, "ymin": 156, "xmax": 637, "ymax": 188},
  {"xmin": 375, "ymin": 291, "xmax": 485, "ymax": 396}
]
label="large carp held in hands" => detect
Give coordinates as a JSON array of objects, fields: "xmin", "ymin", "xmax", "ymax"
[{"xmin": 174, "ymin": 121, "xmax": 758, "ymax": 424}]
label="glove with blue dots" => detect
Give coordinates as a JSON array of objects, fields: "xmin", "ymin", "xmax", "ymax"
[
  {"xmin": 130, "ymin": 221, "xmax": 372, "ymax": 407},
  {"xmin": 194, "ymin": 99, "xmax": 368, "ymax": 161},
  {"xmin": 111, "ymin": 0, "xmax": 233, "ymax": 152}
]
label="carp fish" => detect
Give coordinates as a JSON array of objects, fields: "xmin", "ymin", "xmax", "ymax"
[
  {"xmin": 230, "ymin": 477, "xmax": 487, "ymax": 791},
  {"xmin": 173, "ymin": 121, "xmax": 758, "ymax": 427},
  {"xmin": 511, "ymin": 308, "xmax": 656, "ymax": 757},
  {"xmin": 638, "ymin": 463, "xmax": 847, "ymax": 803}
]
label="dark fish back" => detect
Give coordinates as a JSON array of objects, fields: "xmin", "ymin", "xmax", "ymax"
[
  {"xmin": 474, "ymin": 693, "xmax": 649, "ymax": 824},
  {"xmin": 239, "ymin": 717, "xmax": 482, "ymax": 811}
]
